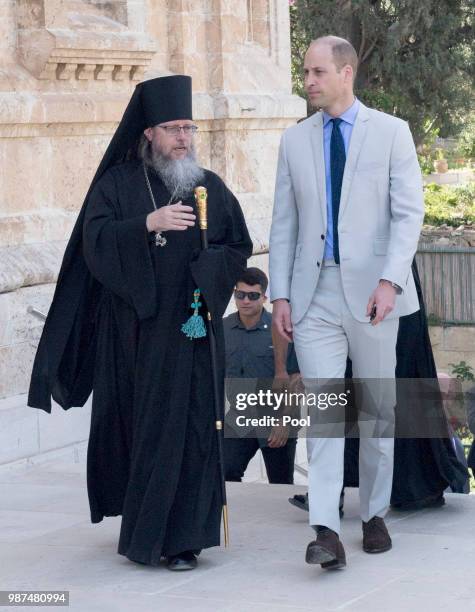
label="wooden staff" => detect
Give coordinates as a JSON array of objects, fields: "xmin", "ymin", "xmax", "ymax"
[{"xmin": 194, "ymin": 186, "xmax": 229, "ymax": 547}]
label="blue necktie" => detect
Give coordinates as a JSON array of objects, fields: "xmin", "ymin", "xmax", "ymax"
[{"xmin": 330, "ymin": 118, "xmax": 346, "ymax": 264}]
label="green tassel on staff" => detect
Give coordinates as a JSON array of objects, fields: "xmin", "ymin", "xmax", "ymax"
[{"xmin": 181, "ymin": 288, "xmax": 207, "ymax": 339}]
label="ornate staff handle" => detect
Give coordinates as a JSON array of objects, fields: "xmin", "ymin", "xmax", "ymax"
[
  {"xmin": 193, "ymin": 185, "xmax": 229, "ymax": 547},
  {"xmin": 194, "ymin": 186, "xmax": 208, "ymax": 249}
]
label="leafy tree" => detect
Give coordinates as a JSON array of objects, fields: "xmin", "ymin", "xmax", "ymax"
[
  {"xmin": 457, "ymin": 113, "xmax": 475, "ymax": 158},
  {"xmin": 290, "ymin": 0, "xmax": 475, "ymax": 145}
]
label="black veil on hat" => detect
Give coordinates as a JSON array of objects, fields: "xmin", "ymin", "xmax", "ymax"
[
  {"xmin": 92, "ymin": 74, "xmax": 193, "ymax": 190},
  {"xmin": 28, "ymin": 75, "xmax": 193, "ymax": 412}
]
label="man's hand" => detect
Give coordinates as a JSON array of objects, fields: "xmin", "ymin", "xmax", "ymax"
[
  {"xmin": 366, "ymin": 280, "xmax": 397, "ymax": 325},
  {"xmin": 272, "ymin": 299, "xmax": 293, "ymax": 342},
  {"xmin": 272, "ymin": 372, "xmax": 290, "ymax": 394},
  {"xmin": 267, "ymin": 422, "xmax": 290, "ymax": 448},
  {"xmin": 146, "ymin": 202, "xmax": 196, "ymax": 233}
]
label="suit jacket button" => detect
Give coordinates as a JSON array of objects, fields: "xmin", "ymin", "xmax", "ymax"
[
  {"xmin": 317, "ymin": 261, "xmax": 320, "ymax": 267},
  {"xmin": 320, "ymin": 234, "xmax": 325, "ymax": 240}
]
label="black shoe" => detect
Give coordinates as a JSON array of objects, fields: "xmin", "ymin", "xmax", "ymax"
[
  {"xmin": 306, "ymin": 528, "xmax": 346, "ymax": 570},
  {"xmin": 288, "ymin": 493, "xmax": 309, "ymax": 512},
  {"xmin": 288, "ymin": 491, "xmax": 345, "ymax": 518},
  {"xmin": 166, "ymin": 551, "xmax": 198, "ymax": 571},
  {"xmin": 362, "ymin": 517, "xmax": 392, "ymax": 554}
]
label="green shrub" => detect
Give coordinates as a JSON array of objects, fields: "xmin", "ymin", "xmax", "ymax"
[
  {"xmin": 458, "ymin": 115, "xmax": 475, "ymax": 159},
  {"xmin": 424, "ymin": 182, "xmax": 475, "ymax": 226},
  {"xmin": 418, "ymin": 152, "xmax": 436, "ymax": 175}
]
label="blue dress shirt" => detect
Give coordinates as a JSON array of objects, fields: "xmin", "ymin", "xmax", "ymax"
[{"xmin": 323, "ymin": 98, "xmax": 360, "ymax": 261}]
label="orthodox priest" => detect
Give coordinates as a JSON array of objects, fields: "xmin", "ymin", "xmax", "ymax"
[{"xmin": 28, "ymin": 75, "xmax": 253, "ymax": 570}]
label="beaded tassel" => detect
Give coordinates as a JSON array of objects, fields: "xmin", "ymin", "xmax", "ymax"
[{"xmin": 181, "ymin": 288, "xmax": 207, "ymax": 339}]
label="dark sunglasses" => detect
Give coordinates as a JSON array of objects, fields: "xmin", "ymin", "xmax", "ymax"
[{"xmin": 234, "ymin": 290, "xmax": 262, "ymax": 301}]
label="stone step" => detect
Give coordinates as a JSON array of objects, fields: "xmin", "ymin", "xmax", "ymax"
[{"xmin": 0, "ymin": 393, "xmax": 91, "ymax": 466}]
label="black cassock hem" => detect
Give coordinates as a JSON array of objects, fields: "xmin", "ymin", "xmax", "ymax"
[
  {"xmin": 117, "ymin": 538, "xmax": 221, "ymax": 566},
  {"xmin": 90, "ymin": 510, "xmax": 122, "ymax": 524}
]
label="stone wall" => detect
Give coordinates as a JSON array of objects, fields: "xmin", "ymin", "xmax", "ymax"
[
  {"xmin": 0, "ymin": 0, "xmax": 306, "ymax": 406},
  {"xmin": 423, "ymin": 169, "xmax": 475, "ymax": 186},
  {"xmin": 429, "ymin": 326, "xmax": 475, "ymax": 374},
  {"xmin": 420, "ymin": 225, "xmax": 475, "ymax": 248}
]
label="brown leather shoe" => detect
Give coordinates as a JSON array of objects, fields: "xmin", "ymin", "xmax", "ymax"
[
  {"xmin": 306, "ymin": 529, "xmax": 346, "ymax": 569},
  {"xmin": 362, "ymin": 517, "xmax": 392, "ymax": 553}
]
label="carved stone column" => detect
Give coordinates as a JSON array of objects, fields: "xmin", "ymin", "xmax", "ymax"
[{"xmin": 161, "ymin": 0, "xmax": 304, "ymax": 255}]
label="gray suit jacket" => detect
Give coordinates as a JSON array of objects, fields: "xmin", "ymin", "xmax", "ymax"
[{"xmin": 269, "ymin": 102, "xmax": 425, "ymax": 324}]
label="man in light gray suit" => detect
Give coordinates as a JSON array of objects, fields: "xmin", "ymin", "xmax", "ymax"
[{"xmin": 269, "ymin": 36, "xmax": 424, "ymax": 569}]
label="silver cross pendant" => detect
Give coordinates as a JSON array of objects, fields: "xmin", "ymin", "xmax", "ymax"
[{"xmin": 155, "ymin": 232, "xmax": 167, "ymax": 247}]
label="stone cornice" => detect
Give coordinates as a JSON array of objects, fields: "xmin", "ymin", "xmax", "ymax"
[
  {"xmin": 18, "ymin": 26, "xmax": 156, "ymax": 82},
  {"xmin": 0, "ymin": 92, "xmax": 305, "ymax": 129}
]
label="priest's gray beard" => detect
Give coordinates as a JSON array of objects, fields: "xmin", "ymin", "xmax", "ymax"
[{"xmin": 139, "ymin": 136, "xmax": 205, "ymax": 200}]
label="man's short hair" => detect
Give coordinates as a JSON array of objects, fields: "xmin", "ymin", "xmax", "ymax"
[
  {"xmin": 312, "ymin": 35, "xmax": 358, "ymax": 79},
  {"xmin": 236, "ymin": 267, "xmax": 268, "ymax": 293}
]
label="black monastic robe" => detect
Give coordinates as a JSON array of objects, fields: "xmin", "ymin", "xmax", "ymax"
[
  {"xmin": 30, "ymin": 159, "xmax": 252, "ymax": 564},
  {"xmin": 344, "ymin": 261, "xmax": 469, "ymax": 505}
]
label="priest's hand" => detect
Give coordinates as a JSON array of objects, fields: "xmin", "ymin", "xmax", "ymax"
[{"xmin": 146, "ymin": 202, "xmax": 196, "ymax": 232}]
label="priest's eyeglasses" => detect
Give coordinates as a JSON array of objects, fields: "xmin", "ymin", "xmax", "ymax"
[
  {"xmin": 158, "ymin": 125, "xmax": 198, "ymax": 136},
  {"xmin": 234, "ymin": 290, "xmax": 262, "ymax": 301}
]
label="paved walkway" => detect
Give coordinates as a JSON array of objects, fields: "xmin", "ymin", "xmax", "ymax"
[{"xmin": 0, "ymin": 445, "xmax": 474, "ymax": 611}]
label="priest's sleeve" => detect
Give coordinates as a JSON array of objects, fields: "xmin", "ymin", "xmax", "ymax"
[{"xmin": 83, "ymin": 170, "xmax": 156, "ymax": 320}]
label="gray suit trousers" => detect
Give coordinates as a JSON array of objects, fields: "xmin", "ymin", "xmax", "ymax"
[{"xmin": 292, "ymin": 261, "xmax": 399, "ymax": 534}]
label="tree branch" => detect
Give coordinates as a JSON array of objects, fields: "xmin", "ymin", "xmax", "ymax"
[
  {"xmin": 424, "ymin": 116, "xmax": 439, "ymax": 135},
  {"xmin": 358, "ymin": 20, "xmax": 366, "ymax": 60},
  {"xmin": 361, "ymin": 37, "xmax": 378, "ymax": 63}
]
